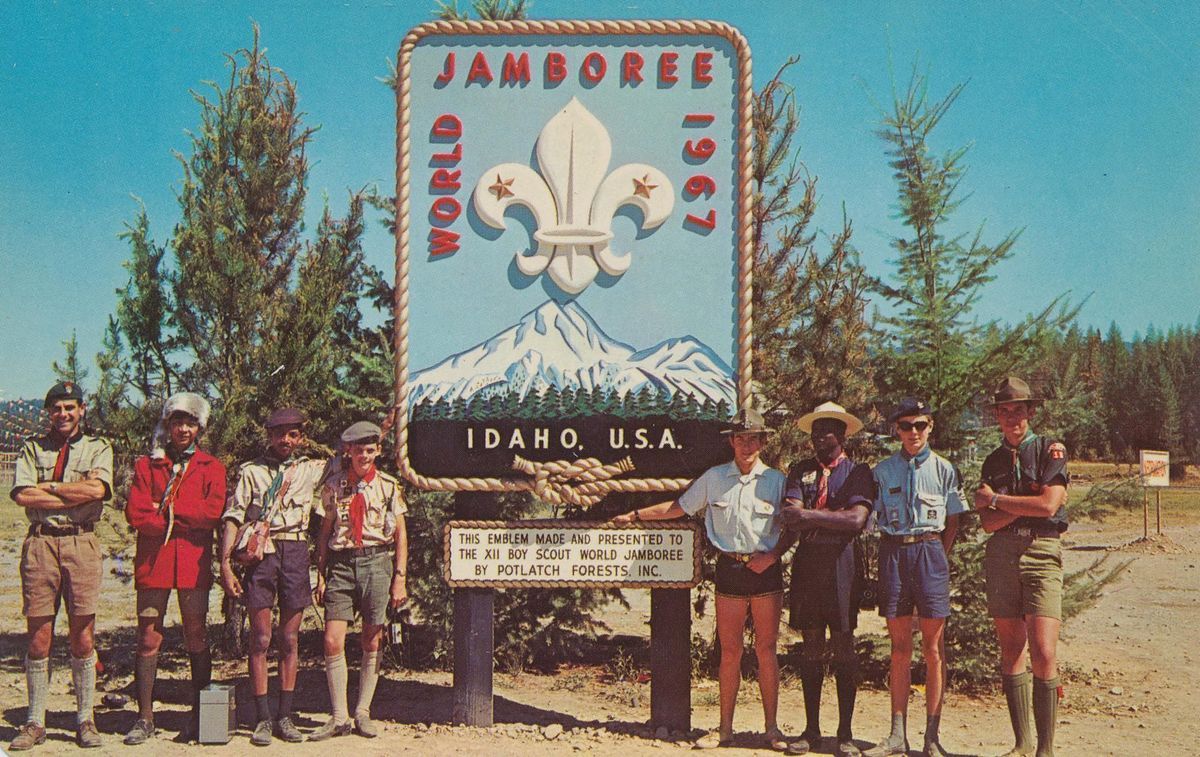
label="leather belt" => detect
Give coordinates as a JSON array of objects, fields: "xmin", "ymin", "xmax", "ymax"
[
  {"xmin": 28, "ymin": 522, "xmax": 95, "ymax": 537},
  {"xmin": 332, "ymin": 543, "xmax": 394, "ymax": 558},
  {"xmin": 271, "ymin": 531, "xmax": 308, "ymax": 542},
  {"xmin": 881, "ymin": 531, "xmax": 941, "ymax": 545},
  {"xmin": 998, "ymin": 525, "xmax": 1061, "ymax": 539},
  {"xmin": 720, "ymin": 552, "xmax": 755, "ymax": 564}
]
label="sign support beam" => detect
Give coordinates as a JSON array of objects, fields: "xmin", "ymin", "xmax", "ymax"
[
  {"xmin": 649, "ymin": 587, "xmax": 691, "ymax": 731},
  {"xmin": 452, "ymin": 492, "xmax": 497, "ymax": 726}
]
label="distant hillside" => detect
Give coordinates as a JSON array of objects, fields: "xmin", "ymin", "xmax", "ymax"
[{"xmin": 1, "ymin": 399, "xmax": 42, "ymax": 452}]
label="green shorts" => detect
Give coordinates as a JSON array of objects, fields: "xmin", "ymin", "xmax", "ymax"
[
  {"xmin": 324, "ymin": 549, "xmax": 393, "ymax": 627},
  {"xmin": 984, "ymin": 532, "xmax": 1063, "ymax": 620}
]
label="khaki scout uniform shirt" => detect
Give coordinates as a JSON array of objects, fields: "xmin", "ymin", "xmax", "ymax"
[
  {"xmin": 317, "ymin": 469, "xmax": 407, "ymax": 551},
  {"xmin": 11, "ymin": 433, "xmax": 114, "ymax": 527},
  {"xmin": 223, "ymin": 454, "xmax": 331, "ymax": 535}
]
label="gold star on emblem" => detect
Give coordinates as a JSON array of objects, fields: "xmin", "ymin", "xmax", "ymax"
[
  {"xmin": 632, "ymin": 174, "xmax": 657, "ymax": 198},
  {"xmin": 489, "ymin": 174, "xmax": 515, "ymax": 200}
]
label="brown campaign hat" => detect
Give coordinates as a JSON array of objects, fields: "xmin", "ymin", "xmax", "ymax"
[
  {"xmin": 720, "ymin": 408, "xmax": 774, "ymax": 435},
  {"xmin": 988, "ymin": 376, "xmax": 1043, "ymax": 407}
]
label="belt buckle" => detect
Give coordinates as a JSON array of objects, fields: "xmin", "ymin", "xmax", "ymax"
[
  {"xmin": 1014, "ymin": 526, "xmax": 1033, "ymax": 538},
  {"xmin": 732, "ymin": 553, "xmax": 752, "ymax": 564}
]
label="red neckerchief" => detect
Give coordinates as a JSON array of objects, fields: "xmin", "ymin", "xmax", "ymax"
[
  {"xmin": 347, "ymin": 466, "xmax": 378, "ymax": 548},
  {"xmin": 813, "ymin": 453, "xmax": 847, "ymax": 510},
  {"xmin": 51, "ymin": 431, "xmax": 83, "ymax": 482}
]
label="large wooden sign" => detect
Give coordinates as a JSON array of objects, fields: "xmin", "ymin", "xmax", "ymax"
[
  {"xmin": 394, "ymin": 20, "xmax": 752, "ymax": 504},
  {"xmin": 444, "ymin": 521, "xmax": 701, "ymax": 588}
]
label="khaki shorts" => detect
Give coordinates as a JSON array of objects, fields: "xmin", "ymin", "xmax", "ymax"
[
  {"xmin": 324, "ymin": 550, "xmax": 394, "ymax": 627},
  {"xmin": 20, "ymin": 532, "xmax": 103, "ymax": 618},
  {"xmin": 137, "ymin": 587, "xmax": 211, "ymax": 619},
  {"xmin": 984, "ymin": 532, "xmax": 1063, "ymax": 620}
]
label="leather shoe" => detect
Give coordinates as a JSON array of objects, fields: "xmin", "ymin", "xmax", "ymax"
[
  {"xmin": 250, "ymin": 719, "xmax": 273, "ymax": 747},
  {"xmin": 9, "ymin": 723, "xmax": 46, "ymax": 751},
  {"xmin": 123, "ymin": 718, "xmax": 156, "ymax": 745},
  {"xmin": 275, "ymin": 716, "xmax": 305, "ymax": 743},
  {"xmin": 308, "ymin": 719, "xmax": 352, "ymax": 742},
  {"xmin": 77, "ymin": 720, "xmax": 103, "ymax": 749}
]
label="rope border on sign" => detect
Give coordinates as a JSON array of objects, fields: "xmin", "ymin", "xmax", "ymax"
[
  {"xmin": 442, "ymin": 519, "xmax": 703, "ymax": 589},
  {"xmin": 394, "ymin": 19, "xmax": 753, "ymax": 496}
]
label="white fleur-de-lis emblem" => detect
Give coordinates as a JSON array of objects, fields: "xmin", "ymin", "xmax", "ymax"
[{"xmin": 472, "ymin": 98, "xmax": 674, "ymax": 295}]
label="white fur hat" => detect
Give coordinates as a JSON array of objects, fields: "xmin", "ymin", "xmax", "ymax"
[{"xmin": 151, "ymin": 392, "xmax": 211, "ymax": 458}]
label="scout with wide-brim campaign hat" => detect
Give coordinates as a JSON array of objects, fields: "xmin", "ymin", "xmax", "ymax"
[
  {"xmin": 987, "ymin": 376, "xmax": 1044, "ymax": 407},
  {"xmin": 797, "ymin": 401, "xmax": 864, "ymax": 436},
  {"xmin": 720, "ymin": 408, "xmax": 774, "ymax": 435},
  {"xmin": 888, "ymin": 397, "xmax": 934, "ymax": 424}
]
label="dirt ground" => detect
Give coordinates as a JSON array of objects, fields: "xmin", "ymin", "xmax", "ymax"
[{"xmin": 0, "ymin": 502, "xmax": 1196, "ymax": 756}]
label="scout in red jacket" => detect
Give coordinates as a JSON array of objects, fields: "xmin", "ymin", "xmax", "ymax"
[{"xmin": 123, "ymin": 392, "xmax": 226, "ymax": 745}]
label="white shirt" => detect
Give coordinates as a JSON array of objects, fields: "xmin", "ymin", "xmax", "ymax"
[{"xmin": 677, "ymin": 459, "xmax": 786, "ymax": 553}]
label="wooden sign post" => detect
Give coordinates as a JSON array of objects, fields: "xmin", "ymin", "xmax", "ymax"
[{"xmin": 394, "ymin": 19, "xmax": 753, "ymax": 731}]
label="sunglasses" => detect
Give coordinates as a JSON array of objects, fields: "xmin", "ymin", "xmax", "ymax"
[{"xmin": 897, "ymin": 420, "xmax": 930, "ymax": 432}]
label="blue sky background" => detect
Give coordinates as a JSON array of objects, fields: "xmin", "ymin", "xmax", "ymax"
[{"xmin": 2, "ymin": 1, "xmax": 1197, "ymax": 400}]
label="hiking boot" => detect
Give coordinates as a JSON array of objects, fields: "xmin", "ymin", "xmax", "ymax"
[
  {"xmin": 9, "ymin": 723, "xmax": 46, "ymax": 751},
  {"xmin": 250, "ymin": 719, "xmax": 273, "ymax": 747},
  {"xmin": 308, "ymin": 719, "xmax": 352, "ymax": 742},
  {"xmin": 275, "ymin": 716, "xmax": 305, "ymax": 743},
  {"xmin": 76, "ymin": 720, "xmax": 102, "ymax": 749},
  {"xmin": 123, "ymin": 718, "xmax": 156, "ymax": 745},
  {"xmin": 354, "ymin": 713, "xmax": 379, "ymax": 738}
]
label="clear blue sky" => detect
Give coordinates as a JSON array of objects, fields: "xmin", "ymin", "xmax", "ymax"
[{"xmin": 2, "ymin": 0, "xmax": 1197, "ymax": 400}]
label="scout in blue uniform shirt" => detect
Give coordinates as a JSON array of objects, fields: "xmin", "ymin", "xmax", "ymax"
[
  {"xmin": 614, "ymin": 409, "xmax": 790, "ymax": 751},
  {"xmin": 974, "ymin": 377, "xmax": 1068, "ymax": 757},
  {"xmin": 778, "ymin": 402, "xmax": 873, "ymax": 757},
  {"xmin": 864, "ymin": 399, "xmax": 968, "ymax": 757}
]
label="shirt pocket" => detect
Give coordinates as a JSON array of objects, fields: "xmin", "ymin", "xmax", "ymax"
[
  {"xmin": 708, "ymin": 499, "xmax": 736, "ymax": 533},
  {"xmin": 880, "ymin": 488, "xmax": 906, "ymax": 529},
  {"xmin": 914, "ymin": 492, "xmax": 946, "ymax": 529}
]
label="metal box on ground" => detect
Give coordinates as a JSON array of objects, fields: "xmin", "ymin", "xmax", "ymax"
[{"xmin": 198, "ymin": 683, "xmax": 236, "ymax": 744}]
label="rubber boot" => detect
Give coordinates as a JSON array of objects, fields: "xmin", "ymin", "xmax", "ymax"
[
  {"xmin": 1000, "ymin": 672, "xmax": 1035, "ymax": 756},
  {"xmin": 1032, "ymin": 677, "xmax": 1059, "ymax": 757}
]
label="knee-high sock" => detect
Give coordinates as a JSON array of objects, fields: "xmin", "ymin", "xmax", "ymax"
[
  {"xmin": 799, "ymin": 660, "xmax": 823, "ymax": 735},
  {"xmin": 833, "ymin": 659, "xmax": 858, "ymax": 741},
  {"xmin": 188, "ymin": 650, "xmax": 212, "ymax": 725},
  {"xmin": 354, "ymin": 650, "xmax": 382, "ymax": 718},
  {"xmin": 25, "ymin": 656, "xmax": 49, "ymax": 727},
  {"xmin": 70, "ymin": 652, "xmax": 97, "ymax": 725},
  {"xmin": 1002, "ymin": 672, "xmax": 1034, "ymax": 754},
  {"xmin": 135, "ymin": 654, "xmax": 159, "ymax": 720},
  {"xmin": 1033, "ymin": 677, "xmax": 1059, "ymax": 757},
  {"xmin": 325, "ymin": 654, "xmax": 349, "ymax": 723}
]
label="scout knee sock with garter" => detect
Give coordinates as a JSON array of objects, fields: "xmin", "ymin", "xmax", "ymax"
[
  {"xmin": 355, "ymin": 649, "xmax": 381, "ymax": 718},
  {"xmin": 135, "ymin": 654, "xmax": 159, "ymax": 720},
  {"xmin": 188, "ymin": 650, "xmax": 212, "ymax": 731},
  {"xmin": 1001, "ymin": 671, "xmax": 1035, "ymax": 756},
  {"xmin": 70, "ymin": 652, "xmax": 97, "ymax": 725},
  {"xmin": 325, "ymin": 653, "xmax": 349, "ymax": 723},
  {"xmin": 799, "ymin": 660, "xmax": 824, "ymax": 737},
  {"xmin": 1032, "ymin": 677, "xmax": 1059, "ymax": 757},
  {"xmin": 833, "ymin": 658, "xmax": 858, "ymax": 742},
  {"xmin": 25, "ymin": 656, "xmax": 49, "ymax": 727}
]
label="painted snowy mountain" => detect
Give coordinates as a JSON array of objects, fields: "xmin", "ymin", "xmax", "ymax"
[{"xmin": 407, "ymin": 300, "xmax": 735, "ymax": 411}]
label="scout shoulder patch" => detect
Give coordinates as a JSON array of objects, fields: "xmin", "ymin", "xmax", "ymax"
[
  {"xmin": 801, "ymin": 471, "xmax": 818, "ymax": 485},
  {"xmin": 1049, "ymin": 442, "xmax": 1066, "ymax": 460},
  {"xmin": 889, "ymin": 486, "xmax": 902, "ymax": 494}
]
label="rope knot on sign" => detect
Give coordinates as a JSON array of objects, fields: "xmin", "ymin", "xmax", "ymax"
[{"xmin": 511, "ymin": 455, "xmax": 636, "ymax": 507}]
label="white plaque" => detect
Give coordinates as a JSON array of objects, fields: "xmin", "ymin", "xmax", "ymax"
[
  {"xmin": 443, "ymin": 520, "xmax": 701, "ymax": 588},
  {"xmin": 1139, "ymin": 450, "xmax": 1170, "ymax": 487}
]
